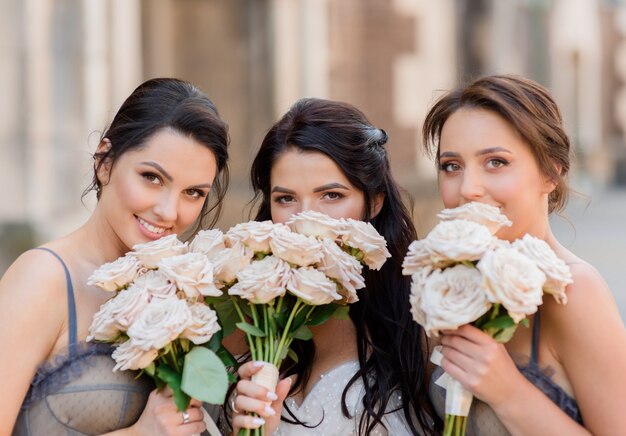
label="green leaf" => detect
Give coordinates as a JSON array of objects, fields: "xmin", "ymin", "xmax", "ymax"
[
  {"xmin": 143, "ymin": 362, "xmax": 156, "ymax": 377},
  {"xmin": 213, "ymin": 299, "xmax": 239, "ymax": 336},
  {"xmin": 481, "ymin": 315, "xmax": 516, "ymax": 331},
  {"xmin": 181, "ymin": 347, "xmax": 229, "ymax": 405},
  {"xmin": 216, "ymin": 345, "xmax": 238, "ymax": 368},
  {"xmin": 287, "ymin": 348, "xmax": 299, "ymax": 363},
  {"xmin": 493, "ymin": 325, "xmax": 518, "ymax": 343},
  {"xmin": 521, "ymin": 318, "xmax": 530, "ymax": 328},
  {"xmin": 156, "ymin": 363, "xmax": 190, "ymax": 411},
  {"xmin": 307, "ymin": 304, "xmax": 340, "ymax": 326},
  {"xmin": 236, "ymin": 322, "xmax": 266, "ymax": 337},
  {"xmin": 292, "ymin": 325, "xmax": 313, "ymax": 340},
  {"xmin": 207, "ymin": 329, "xmax": 224, "ymax": 352},
  {"xmin": 332, "ymin": 305, "xmax": 350, "ymax": 320}
]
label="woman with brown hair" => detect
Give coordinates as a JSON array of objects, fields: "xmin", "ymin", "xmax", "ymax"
[{"xmin": 423, "ymin": 74, "xmax": 626, "ymax": 434}]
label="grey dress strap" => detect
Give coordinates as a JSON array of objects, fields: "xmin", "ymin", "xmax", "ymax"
[
  {"xmin": 530, "ymin": 311, "xmax": 540, "ymax": 364},
  {"xmin": 33, "ymin": 247, "xmax": 78, "ymax": 351}
]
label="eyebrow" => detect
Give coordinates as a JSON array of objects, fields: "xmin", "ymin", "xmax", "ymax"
[
  {"xmin": 141, "ymin": 161, "xmax": 212, "ymax": 189},
  {"xmin": 141, "ymin": 161, "xmax": 173, "ymax": 181},
  {"xmin": 439, "ymin": 147, "xmax": 512, "ymax": 159},
  {"xmin": 271, "ymin": 183, "xmax": 350, "ymax": 195}
]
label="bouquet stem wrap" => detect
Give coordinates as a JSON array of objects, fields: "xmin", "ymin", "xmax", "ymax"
[
  {"xmin": 251, "ymin": 363, "xmax": 279, "ymax": 392},
  {"xmin": 431, "ymin": 346, "xmax": 472, "ymax": 436}
]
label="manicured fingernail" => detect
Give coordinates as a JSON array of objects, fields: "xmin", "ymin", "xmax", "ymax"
[
  {"xmin": 253, "ymin": 361, "xmax": 265, "ymax": 367},
  {"xmin": 266, "ymin": 391, "xmax": 278, "ymax": 401},
  {"xmin": 264, "ymin": 405, "xmax": 276, "ymax": 416},
  {"xmin": 252, "ymin": 417, "xmax": 265, "ymax": 426}
]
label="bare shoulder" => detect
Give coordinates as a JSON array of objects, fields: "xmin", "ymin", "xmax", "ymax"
[{"xmin": 0, "ymin": 248, "xmax": 68, "ymax": 299}]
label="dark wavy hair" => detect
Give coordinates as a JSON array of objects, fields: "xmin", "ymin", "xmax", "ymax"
[
  {"xmin": 249, "ymin": 98, "xmax": 439, "ymax": 435},
  {"xmin": 422, "ymin": 74, "xmax": 571, "ymax": 213},
  {"xmin": 83, "ymin": 77, "xmax": 230, "ymax": 232}
]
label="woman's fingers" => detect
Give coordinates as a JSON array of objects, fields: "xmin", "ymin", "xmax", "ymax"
[
  {"xmin": 237, "ymin": 360, "xmax": 266, "ymax": 379},
  {"xmin": 237, "ymin": 379, "xmax": 279, "ymax": 402},
  {"xmin": 232, "ymin": 413, "xmax": 266, "ymax": 430}
]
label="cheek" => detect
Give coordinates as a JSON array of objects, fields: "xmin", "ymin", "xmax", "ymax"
[
  {"xmin": 113, "ymin": 175, "xmax": 152, "ymax": 214},
  {"xmin": 270, "ymin": 206, "xmax": 291, "ymax": 224},
  {"xmin": 438, "ymin": 179, "xmax": 460, "ymax": 208}
]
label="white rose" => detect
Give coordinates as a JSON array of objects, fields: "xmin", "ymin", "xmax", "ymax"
[
  {"xmin": 424, "ymin": 220, "xmax": 494, "ymax": 262},
  {"xmin": 133, "ymin": 270, "xmax": 177, "ymax": 299},
  {"xmin": 269, "ymin": 226, "xmax": 324, "ymax": 267},
  {"xmin": 477, "ymin": 247, "xmax": 546, "ymax": 323},
  {"xmin": 228, "ymin": 255, "xmax": 290, "ymax": 304},
  {"xmin": 87, "ymin": 285, "xmax": 152, "ymax": 342},
  {"xmin": 317, "ymin": 238, "xmax": 364, "ymax": 303},
  {"xmin": 112, "ymin": 339, "xmax": 159, "ymax": 371},
  {"xmin": 212, "ymin": 242, "xmax": 254, "ymax": 284},
  {"xmin": 340, "ymin": 219, "xmax": 391, "ymax": 270},
  {"xmin": 419, "ymin": 265, "xmax": 492, "ymax": 336},
  {"xmin": 402, "ymin": 240, "xmax": 445, "ymax": 274},
  {"xmin": 409, "ymin": 267, "xmax": 431, "ymax": 327},
  {"xmin": 437, "ymin": 202, "xmax": 512, "ymax": 235},
  {"xmin": 132, "ymin": 235, "xmax": 188, "ymax": 268},
  {"xmin": 286, "ymin": 210, "xmax": 346, "ymax": 240},
  {"xmin": 158, "ymin": 252, "xmax": 221, "ymax": 299},
  {"xmin": 189, "ymin": 229, "xmax": 226, "ymax": 257},
  {"xmin": 225, "ymin": 221, "xmax": 281, "ymax": 253},
  {"xmin": 127, "ymin": 297, "xmax": 192, "ymax": 350},
  {"xmin": 287, "ymin": 266, "xmax": 342, "ymax": 305},
  {"xmin": 513, "ymin": 235, "xmax": 572, "ymax": 304},
  {"xmin": 87, "ymin": 254, "xmax": 141, "ymax": 292},
  {"xmin": 87, "ymin": 302, "xmax": 121, "ymax": 342},
  {"xmin": 181, "ymin": 302, "xmax": 221, "ymax": 344}
]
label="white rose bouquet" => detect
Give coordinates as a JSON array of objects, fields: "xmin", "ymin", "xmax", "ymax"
[
  {"xmin": 206, "ymin": 211, "xmax": 390, "ymax": 436},
  {"xmin": 87, "ymin": 234, "xmax": 233, "ymax": 419},
  {"xmin": 402, "ymin": 202, "xmax": 573, "ymax": 436}
]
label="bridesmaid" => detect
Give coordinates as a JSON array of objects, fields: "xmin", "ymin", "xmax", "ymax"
[
  {"xmin": 423, "ymin": 74, "xmax": 626, "ymax": 434},
  {"xmin": 226, "ymin": 98, "xmax": 439, "ymax": 435},
  {"xmin": 1, "ymin": 78, "xmax": 230, "ymax": 435}
]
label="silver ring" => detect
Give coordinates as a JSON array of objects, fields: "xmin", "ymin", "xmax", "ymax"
[
  {"xmin": 230, "ymin": 392, "xmax": 239, "ymax": 414},
  {"xmin": 182, "ymin": 410, "xmax": 190, "ymax": 425}
]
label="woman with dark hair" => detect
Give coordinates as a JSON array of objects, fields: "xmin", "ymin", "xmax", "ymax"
[
  {"xmin": 227, "ymin": 98, "xmax": 438, "ymax": 435},
  {"xmin": 1, "ymin": 78, "xmax": 230, "ymax": 435},
  {"xmin": 423, "ymin": 74, "xmax": 626, "ymax": 434}
]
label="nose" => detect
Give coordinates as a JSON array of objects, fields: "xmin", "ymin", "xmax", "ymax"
[
  {"xmin": 153, "ymin": 192, "xmax": 179, "ymax": 223},
  {"xmin": 459, "ymin": 167, "xmax": 484, "ymax": 202}
]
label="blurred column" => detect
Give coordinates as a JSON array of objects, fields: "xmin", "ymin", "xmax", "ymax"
[
  {"xmin": 111, "ymin": 0, "xmax": 143, "ymax": 111},
  {"xmin": 271, "ymin": 0, "xmax": 329, "ymax": 116},
  {"xmin": 550, "ymin": 0, "xmax": 605, "ymax": 185},
  {"xmin": 392, "ymin": 0, "xmax": 456, "ymax": 178},
  {"xmin": 24, "ymin": 0, "xmax": 54, "ymax": 224},
  {"xmin": 613, "ymin": 4, "xmax": 626, "ymax": 185}
]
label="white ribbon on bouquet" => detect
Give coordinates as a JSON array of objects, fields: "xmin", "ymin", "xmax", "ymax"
[{"xmin": 430, "ymin": 345, "xmax": 473, "ymax": 417}]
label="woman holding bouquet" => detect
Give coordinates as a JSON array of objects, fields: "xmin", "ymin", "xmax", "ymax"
[
  {"xmin": 228, "ymin": 98, "xmax": 439, "ymax": 435},
  {"xmin": 422, "ymin": 75, "xmax": 626, "ymax": 434},
  {"xmin": 0, "ymin": 78, "xmax": 229, "ymax": 435}
]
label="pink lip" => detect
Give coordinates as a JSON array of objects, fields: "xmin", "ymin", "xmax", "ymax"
[{"xmin": 134, "ymin": 215, "xmax": 172, "ymax": 241}]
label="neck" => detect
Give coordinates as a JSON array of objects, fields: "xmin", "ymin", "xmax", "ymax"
[
  {"xmin": 69, "ymin": 206, "xmax": 129, "ymax": 268},
  {"xmin": 310, "ymin": 317, "xmax": 358, "ymax": 370}
]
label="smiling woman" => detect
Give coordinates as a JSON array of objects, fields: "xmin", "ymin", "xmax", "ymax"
[{"xmin": 0, "ymin": 78, "xmax": 230, "ymax": 435}]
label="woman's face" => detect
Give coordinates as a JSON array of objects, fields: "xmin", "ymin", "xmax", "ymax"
[
  {"xmin": 98, "ymin": 128, "xmax": 218, "ymax": 251},
  {"xmin": 269, "ymin": 149, "xmax": 366, "ymax": 224},
  {"xmin": 437, "ymin": 108, "xmax": 554, "ymax": 241}
]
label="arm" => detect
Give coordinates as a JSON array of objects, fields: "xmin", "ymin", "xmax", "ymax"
[
  {"xmin": 0, "ymin": 250, "xmax": 67, "ymax": 433},
  {"xmin": 440, "ymin": 263, "xmax": 626, "ymax": 435}
]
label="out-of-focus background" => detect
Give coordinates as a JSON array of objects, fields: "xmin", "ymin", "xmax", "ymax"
[{"xmin": 1, "ymin": 0, "xmax": 624, "ymax": 317}]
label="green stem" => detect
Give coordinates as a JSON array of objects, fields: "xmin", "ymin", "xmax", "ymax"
[
  {"xmin": 232, "ymin": 299, "xmax": 257, "ymax": 360},
  {"xmin": 250, "ymin": 304, "xmax": 264, "ymax": 362},
  {"xmin": 273, "ymin": 298, "xmax": 302, "ymax": 366}
]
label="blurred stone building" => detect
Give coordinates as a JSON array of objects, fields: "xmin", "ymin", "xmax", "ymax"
[{"xmin": 1, "ymin": 0, "xmax": 625, "ymax": 271}]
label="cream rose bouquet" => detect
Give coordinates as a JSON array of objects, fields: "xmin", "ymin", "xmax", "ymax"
[
  {"xmin": 402, "ymin": 202, "xmax": 573, "ymax": 436},
  {"xmin": 87, "ymin": 234, "xmax": 233, "ymax": 425},
  {"xmin": 204, "ymin": 211, "xmax": 390, "ymax": 436}
]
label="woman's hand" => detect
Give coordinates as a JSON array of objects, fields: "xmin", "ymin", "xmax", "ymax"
[
  {"xmin": 439, "ymin": 324, "xmax": 526, "ymax": 405},
  {"xmin": 129, "ymin": 388, "xmax": 206, "ymax": 435},
  {"xmin": 230, "ymin": 361, "xmax": 292, "ymax": 435}
]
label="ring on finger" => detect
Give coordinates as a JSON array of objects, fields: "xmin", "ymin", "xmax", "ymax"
[
  {"xmin": 181, "ymin": 410, "xmax": 190, "ymax": 425},
  {"xmin": 230, "ymin": 392, "xmax": 239, "ymax": 414}
]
